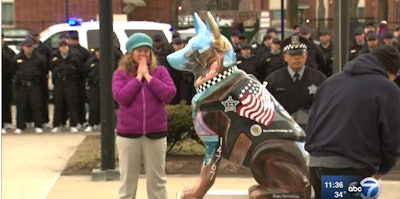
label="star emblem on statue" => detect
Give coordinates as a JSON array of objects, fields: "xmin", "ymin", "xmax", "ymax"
[
  {"xmin": 221, "ymin": 96, "xmax": 240, "ymax": 112},
  {"xmin": 308, "ymin": 84, "xmax": 318, "ymax": 94}
]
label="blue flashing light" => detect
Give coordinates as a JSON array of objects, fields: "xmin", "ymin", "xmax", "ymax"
[{"xmin": 67, "ymin": 18, "xmax": 82, "ymax": 26}]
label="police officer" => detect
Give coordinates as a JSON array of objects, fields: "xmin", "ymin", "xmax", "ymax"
[
  {"xmin": 2, "ymin": 50, "xmax": 14, "ymax": 134},
  {"xmin": 236, "ymin": 43, "xmax": 263, "ymax": 82},
  {"xmin": 265, "ymin": 35, "xmax": 327, "ymax": 124},
  {"xmin": 255, "ymin": 34, "xmax": 273, "ymax": 61},
  {"xmin": 49, "ymin": 41, "xmax": 82, "ymax": 133},
  {"xmin": 349, "ymin": 27, "xmax": 366, "ymax": 61},
  {"xmin": 82, "ymin": 48, "xmax": 101, "ymax": 132},
  {"xmin": 31, "ymin": 30, "xmax": 53, "ymax": 128},
  {"xmin": 259, "ymin": 38, "xmax": 285, "ymax": 80},
  {"xmin": 13, "ymin": 38, "xmax": 46, "ymax": 134},
  {"xmin": 152, "ymin": 34, "xmax": 180, "ymax": 104},
  {"xmin": 68, "ymin": 32, "xmax": 90, "ymax": 128},
  {"xmin": 356, "ymin": 31, "xmax": 380, "ymax": 56},
  {"xmin": 299, "ymin": 26, "xmax": 327, "ymax": 72},
  {"xmin": 318, "ymin": 29, "xmax": 334, "ymax": 77}
]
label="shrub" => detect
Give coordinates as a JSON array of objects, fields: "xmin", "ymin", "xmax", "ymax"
[{"xmin": 166, "ymin": 101, "xmax": 202, "ymax": 153}]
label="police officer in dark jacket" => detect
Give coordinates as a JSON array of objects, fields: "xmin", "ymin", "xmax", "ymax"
[
  {"xmin": 318, "ymin": 29, "xmax": 334, "ymax": 77},
  {"xmin": 2, "ymin": 51, "xmax": 14, "ymax": 134},
  {"xmin": 348, "ymin": 27, "xmax": 366, "ymax": 61},
  {"xmin": 356, "ymin": 31, "xmax": 380, "ymax": 56},
  {"xmin": 68, "ymin": 32, "xmax": 90, "ymax": 127},
  {"xmin": 236, "ymin": 43, "xmax": 263, "ymax": 81},
  {"xmin": 259, "ymin": 38, "xmax": 285, "ymax": 80},
  {"xmin": 265, "ymin": 35, "xmax": 327, "ymax": 118},
  {"xmin": 13, "ymin": 38, "xmax": 46, "ymax": 134},
  {"xmin": 49, "ymin": 41, "xmax": 82, "ymax": 133},
  {"xmin": 32, "ymin": 30, "xmax": 53, "ymax": 127},
  {"xmin": 82, "ymin": 48, "xmax": 101, "ymax": 132},
  {"xmin": 152, "ymin": 34, "xmax": 180, "ymax": 104},
  {"xmin": 254, "ymin": 34, "xmax": 273, "ymax": 61},
  {"xmin": 299, "ymin": 27, "xmax": 327, "ymax": 72}
]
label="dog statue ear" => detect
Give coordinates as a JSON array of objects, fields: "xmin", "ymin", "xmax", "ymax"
[{"xmin": 194, "ymin": 12, "xmax": 206, "ymax": 35}]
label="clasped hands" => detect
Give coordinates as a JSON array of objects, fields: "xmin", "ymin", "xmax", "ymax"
[{"xmin": 136, "ymin": 56, "xmax": 152, "ymax": 82}]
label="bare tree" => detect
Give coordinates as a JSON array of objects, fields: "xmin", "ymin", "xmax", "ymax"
[
  {"xmin": 208, "ymin": 0, "xmax": 241, "ymax": 10},
  {"xmin": 317, "ymin": 0, "xmax": 325, "ymax": 30},
  {"xmin": 287, "ymin": 0, "xmax": 299, "ymax": 28}
]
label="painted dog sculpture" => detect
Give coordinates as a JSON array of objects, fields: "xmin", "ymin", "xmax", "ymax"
[{"xmin": 167, "ymin": 12, "xmax": 311, "ymax": 199}]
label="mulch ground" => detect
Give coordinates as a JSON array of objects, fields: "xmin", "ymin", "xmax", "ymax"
[{"xmin": 63, "ymin": 135, "xmax": 400, "ymax": 181}]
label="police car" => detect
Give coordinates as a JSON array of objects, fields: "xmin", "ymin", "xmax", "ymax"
[{"xmin": 40, "ymin": 19, "xmax": 173, "ymax": 53}]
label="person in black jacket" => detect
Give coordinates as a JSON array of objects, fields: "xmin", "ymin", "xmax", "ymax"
[
  {"xmin": 265, "ymin": 34, "xmax": 326, "ymax": 118},
  {"xmin": 49, "ymin": 41, "xmax": 82, "ymax": 133},
  {"xmin": 305, "ymin": 45, "xmax": 400, "ymax": 199},
  {"xmin": 32, "ymin": 30, "xmax": 53, "ymax": 128},
  {"xmin": 2, "ymin": 51, "xmax": 14, "ymax": 134},
  {"xmin": 236, "ymin": 43, "xmax": 262, "ymax": 81},
  {"xmin": 68, "ymin": 32, "xmax": 90, "ymax": 128},
  {"xmin": 299, "ymin": 26, "xmax": 327, "ymax": 72},
  {"xmin": 348, "ymin": 27, "xmax": 366, "ymax": 61},
  {"xmin": 82, "ymin": 48, "xmax": 101, "ymax": 132},
  {"xmin": 318, "ymin": 29, "xmax": 334, "ymax": 77},
  {"xmin": 259, "ymin": 38, "xmax": 285, "ymax": 80},
  {"xmin": 13, "ymin": 38, "xmax": 46, "ymax": 134}
]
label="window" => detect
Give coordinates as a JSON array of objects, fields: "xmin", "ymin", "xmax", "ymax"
[
  {"xmin": 87, "ymin": 30, "xmax": 120, "ymax": 51},
  {"xmin": 2, "ymin": 2, "xmax": 14, "ymax": 26},
  {"xmin": 43, "ymin": 31, "xmax": 78, "ymax": 50},
  {"xmin": 125, "ymin": 29, "xmax": 169, "ymax": 44}
]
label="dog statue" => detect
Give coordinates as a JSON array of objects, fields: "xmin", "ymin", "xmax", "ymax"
[{"xmin": 167, "ymin": 12, "xmax": 311, "ymax": 199}]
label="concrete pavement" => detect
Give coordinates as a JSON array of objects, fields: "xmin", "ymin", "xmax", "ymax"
[{"xmin": 2, "ymin": 131, "xmax": 400, "ymax": 199}]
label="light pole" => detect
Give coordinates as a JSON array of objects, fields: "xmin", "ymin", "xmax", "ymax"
[{"xmin": 65, "ymin": 0, "xmax": 69, "ymax": 21}]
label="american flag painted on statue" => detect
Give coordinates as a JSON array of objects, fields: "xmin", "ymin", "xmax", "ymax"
[{"xmin": 237, "ymin": 80, "xmax": 275, "ymax": 126}]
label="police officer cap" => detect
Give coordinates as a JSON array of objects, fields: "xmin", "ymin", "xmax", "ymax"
[
  {"xmin": 281, "ymin": 34, "xmax": 308, "ymax": 54},
  {"xmin": 59, "ymin": 40, "xmax": 69, "ymax": 46},
  {"xmin": 240, "ymin": 43, "xmax": 252, "ymax": 50},
  {"xmin": 152, "ymin": 34, "xmax": 162, "ymax": 41},
  {"xmin": 366, "ymin": 31, "xmax": 377, "ymax": 40},
  {"xmin": 353, "ymin": 27, "xmax": 364, "ymax": 35},
  {"xmin": 69, "ymin": 32, "xmax": 79, "ymax": 39},
  {"xmin": 21, "ymin": 38, "xmax": 35, "ymax": 46},
  {"xmin": 272, "ymin": 38, "xmax": 281, "ymax": 44},
  {"xmin": 319, "ymin": 29, "xmax": 331, "ymax": 36},
  {"xmin": 172, "ymin": 31, "xmax": 180, "ymax": 38},
  {"xmin": 383, "ymin": 31, "xmax": 394, "ymax": 38}
]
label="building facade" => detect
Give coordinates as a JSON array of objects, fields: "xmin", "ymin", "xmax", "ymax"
[{"xmin": 1, "ymin": 0, "xmax": 399, "ymax": 34}]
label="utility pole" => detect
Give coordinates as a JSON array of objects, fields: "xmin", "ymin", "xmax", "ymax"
[
  {"xmin": 92, "ymin": 0, "xmax": 118, "ymax": 181},
  {"xmin": 333, "ymin": 0, "xmax": 350, "ymax": 73}
]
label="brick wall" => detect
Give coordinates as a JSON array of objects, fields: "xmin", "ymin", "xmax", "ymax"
[
  {"xmin": 15, "ymin": 0, "xmax": 123, "ymax": 32},
  {"xmin": 128, "ymin": 0, "xmax": 172, "ymax": 23}
]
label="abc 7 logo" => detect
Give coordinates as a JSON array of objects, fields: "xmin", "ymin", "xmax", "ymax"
[{"xmin": 347, "ymin": 177, "xmax": 380, "ymax": 199}]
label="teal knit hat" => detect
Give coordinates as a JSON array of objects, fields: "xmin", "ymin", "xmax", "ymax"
[{"xmin": 126, "ymin": 33, "xmax": 153, "ymax": 52}]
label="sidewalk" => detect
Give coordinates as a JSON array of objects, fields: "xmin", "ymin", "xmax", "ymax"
[{"xmin": 2, "ymin": 132, "xmax": 400, "ymax": 199}]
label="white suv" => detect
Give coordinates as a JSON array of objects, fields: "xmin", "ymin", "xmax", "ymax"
[{"xmin": 40, "ymin": 21, "xmax": 172, "ymax": 53}]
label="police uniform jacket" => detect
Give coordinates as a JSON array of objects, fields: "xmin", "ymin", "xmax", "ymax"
[
  {"xmin": 348, "ymin": 42, "xmax": 365, "ymax": 61},
  {"xmin": 305, "ymin": 38, "xmax": 326, "ymax": 71},
  {"xmin": 83, "ymin": 56, "xmax": 100, "ymax": 84},
  {"xmin": 236, "ymin": 55, "xmax": 262, "ymax": 81},
  {"xmin": 254, "ymin": 44, "xmax": 271, "ymax": 61},
  {"xmin": 2, "ymin": 51, "xmax": 14, "ymax": 83},
  {"xmin": 319, "ymin": 43, "xmax": 334, "ymax": 77},
  {"xmin": 49, "ymin": 51, "xmax": 81, "ymax": 78},
  {"xmin": 260, "ymin": 51, "xmax": 285, "ymax": 80},
  {"xmin": 265, "ymin": 66, "xmax": 327, "ymax": 114},
  {"xmin": 13, "ymin": 51, "xmax": 45, "ymax": 82}
]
